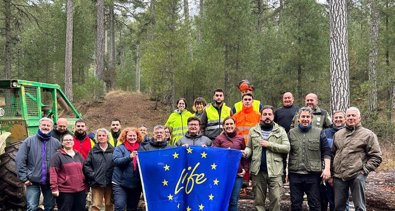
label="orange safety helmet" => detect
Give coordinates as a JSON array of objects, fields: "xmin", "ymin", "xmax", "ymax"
[{"xmin": 237, "ymin": 80, "xmax": 255, "ymax": 92}]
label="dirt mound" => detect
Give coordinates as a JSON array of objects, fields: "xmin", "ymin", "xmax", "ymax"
[{"xmin": 77, "ymin": 90, "xmax": 170, "ymax": 133}]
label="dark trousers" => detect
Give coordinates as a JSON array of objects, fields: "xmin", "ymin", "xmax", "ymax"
[
  {"xmin": 320, "ymin": 182, "xmax": 334, "ymax": 211},
  {"xmin": 57, "ymin": 191, "xmax": 87, "ymax": 211},
  {"xmin": 289, "ymin": 173, "xmax": 321, "ymax": 211},
  {"xmin": 334, "ymin": 174, "xmax": 367, "ymax": 211},
  {"xmin": 113, "ymin": 184, "xmax": 142, "ymax": 211}
]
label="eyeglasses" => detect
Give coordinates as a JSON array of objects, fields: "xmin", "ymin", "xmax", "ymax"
[
  {"xmin": 63, "ymin": 139, "xmax": 74, "ymax": 142},
  {"xmin": 243, "ymin": 98, "xmax": 253, "ymax": 101}
]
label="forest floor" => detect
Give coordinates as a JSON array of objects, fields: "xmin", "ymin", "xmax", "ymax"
[{"xmin": 78, "ymin": 91, "xmax": 395, "ymax": 211}]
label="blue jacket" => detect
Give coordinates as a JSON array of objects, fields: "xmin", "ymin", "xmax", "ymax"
[
  {"xmin": 16, "ymin": 135, "xmax": 61, "ymax": 183},
  {"xmin": 323, "ymin": 125, "xmax": 343, "ymax": 148},
  {"xmin": 112, "ymin": 144, "xmax": 141, "ymax": 189}
]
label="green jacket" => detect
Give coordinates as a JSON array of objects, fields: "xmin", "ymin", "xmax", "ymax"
[
  {"xmin": 288, "ymin": 127, "xmax": 323, "ymax": 173},
  {"xmin": 292, "ymin": 106, "xmax": 331, "ymax": 129},
  {"xmin": 245, "ymin": 123, "xmax": 290, "ymax": 177}
]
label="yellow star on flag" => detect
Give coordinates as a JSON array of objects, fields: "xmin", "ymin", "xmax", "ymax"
[
  {"xmin": 211, "ymin": 163, "xmax": 217, "ymax": 170},
  {"xmin": 187, "ymin": 206, "xmax": 192, "ymax": 211},
  {"xmin": 213, "ymin": 179, "xmax": 219, "ymax": 185},
  {"xmin": 201, "ymin": 152, "xmax": 207, "ymax": 158},
  {"xmin": 164, "ymin": 164, "xmax": 170, "ymax": 171},
  {"xmin": 208, "ymin": 194, "xmax": 214, "ymax": 200},
  {"xmin": 162, "ymin": 179, "xmax": 168, "ymax": 186},
  {"xmin": 167, "ymin": 194, "xmax": 173, "ymax": 200},
  {"xmin": 199, "ymin": 204, "xmax": 204, "ymax": 210},
  {"xmin": 173, "ymin": 152, "xmax": 179, "ymax": 159},
  {"xmin": 187, "ymin": 147, "xmax": 193, "ymax": 153}
]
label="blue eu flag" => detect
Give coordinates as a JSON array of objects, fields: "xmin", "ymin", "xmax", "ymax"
[{"xmin": 138, "ymin": 146, "xmax": 242, "ymax": 211}]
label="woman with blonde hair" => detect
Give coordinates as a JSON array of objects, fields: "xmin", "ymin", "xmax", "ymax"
[
  {"xmin": 84, "ymin": 128, "xmax": 114, "ymax": 211},
  {"xmin": 112, "ymin": 127, "xmax": 143, "ymax": 211}
]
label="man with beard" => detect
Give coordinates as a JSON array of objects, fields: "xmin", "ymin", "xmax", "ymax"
[
  {"xmin": 176, "ymin": 116, "xmax": 212, "ymax": 147},
  {"xmin": 50, "ymin": 118, "xmax": 73, "ymax": 142},
  {"xmin": 333, "ymin": 107, "xmax": 382, "ymax": 211},
  {"xmin": 109, "ymin": 118, "xmax": 122, "ymax": 147},
  {"xmin": 16, "ymin": 117, "xmax": 61, "ymax": 211},
  {"xmin": 200, "ymin": 88, "xmax": 231, "ymax": 140},
  {"xmin": 244, "ymin": 106, "xmax": 290, "ymax": 211},
  {"xmin": 73, "ymin": 119, "xmax": 95, "ymax": 160},
  {"xmin": 292, "ymin": 93, "xmax": 331, "ymax": 129},
  {"xmin": 288, "ymin": 107, "xmax": 331, "ymax": 211}
]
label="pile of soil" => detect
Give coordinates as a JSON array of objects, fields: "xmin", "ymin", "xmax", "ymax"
[{"xmin": 77, "ymin": 90, "xmax": 170, "ymax": 132}]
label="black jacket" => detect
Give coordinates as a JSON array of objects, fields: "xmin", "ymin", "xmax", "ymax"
[
  {"xmin": 139, "ymin": 139, "xmax": 172, "ymax": 151},
  {"xmin": 83, "ymin": 144, "xmax": 114, "ymax": 187}
]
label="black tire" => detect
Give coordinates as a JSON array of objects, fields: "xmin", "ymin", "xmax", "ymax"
[{"xmin": 0, "ymin": 141, "xmax": 26, "ymax": 210}]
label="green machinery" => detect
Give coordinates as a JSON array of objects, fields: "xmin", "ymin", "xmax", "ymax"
[{"xmin": 0, "ymin": 79, "xmax": 82, "ymax": 209}]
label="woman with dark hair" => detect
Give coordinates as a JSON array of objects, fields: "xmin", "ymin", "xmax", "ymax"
[
  {"xmin": 213, "ymin": 117, "xmax": 246, "ymax": 211},
  {"xmin": 192, "ymin": 97, "xmax": 207, "ymax": 119},
  {"xmin": 112, "ymin": 127, "xmax": 143, "ymax": 211},
  {"xmin": 164, "ymin": 126, "xmax": 172, "ymax": 142},
  {"xmin": 49, "ymin": 134, "xmax": 88, "ymax": 211},
  {"xmin": 165, "ymin": 97, "xmax": 194, "ymax": 145}
]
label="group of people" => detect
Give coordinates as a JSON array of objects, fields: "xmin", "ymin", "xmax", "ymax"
[{"xmin": 15, "ymin": 80, "xmax": 382, "ymax": 211}]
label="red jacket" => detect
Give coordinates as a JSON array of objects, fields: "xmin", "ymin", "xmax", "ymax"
[
  {"xmin": 73, "ymin": 135, "xmax": 94, "ymax": 160},
  {"xmin": 50, "ymin": 149, "xmax": 87, "ymax": 193},
  {"xmin": 213, "ymin": 132, "xmax": 247, "ymax": 174}
]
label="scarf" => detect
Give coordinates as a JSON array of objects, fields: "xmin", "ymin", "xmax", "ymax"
[
  {"xmin": 298, "ymin": 124, "xmax": 312, "ymax": 133},
  {"xmin": 124, "ymin": 141, "xmax": 140, "ymax": 171},
  {"xmin": 37, "ymin": 129, "xmax": 51, "ymax": 184},
  {"xmin": 37, "ymin": 129, "xmax": 52, "ymax": 141}
]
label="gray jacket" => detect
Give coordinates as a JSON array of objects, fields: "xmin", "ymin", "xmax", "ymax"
[
  {"xmin": 16, "ymin": 135, "xmax": 61, "ymax": 183},
  {"xmin": 176, "ymin": 132, "xmax": 212, "ymax": 146}
]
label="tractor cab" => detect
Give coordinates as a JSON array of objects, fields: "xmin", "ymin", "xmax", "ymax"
[{"xmin": 0, "ymin": 79, "xmax": 81, "ymax": 149}]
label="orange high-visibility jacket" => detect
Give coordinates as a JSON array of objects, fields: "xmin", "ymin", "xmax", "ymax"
[{"xmin": 232, "ymin": 106, "xmax": 261, "ymax": 145}]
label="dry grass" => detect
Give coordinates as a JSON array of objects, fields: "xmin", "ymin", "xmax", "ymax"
[{"xmin": 377, "ymin": 140, "xmax": 395, "ymax": 171}]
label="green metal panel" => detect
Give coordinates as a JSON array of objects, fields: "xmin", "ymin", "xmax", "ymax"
[{"xmin": 0, "ymin": 79, "xmax": 82, "ymax": 139}]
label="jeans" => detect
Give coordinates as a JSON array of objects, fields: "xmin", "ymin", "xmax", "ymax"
[
  {"xmin": 113, "ymin": 184, "xmax": 142, "ymax": 211},
  {"xmin": 229, "ymin": 177, "xmax": 243, "ymax": 211},
  {"xmin": 56, "ymin": 191, "xmax": 87, "ymax": 211},
  {"xmin": 289, "ymin": 173, "xmax": 321, "ymax": 211},
  {"xmin": 252, "ymin": 171, "xmax": 282, "ymax": 211},
  {"xmin": 25, "ymin": 183, "xmax": 54, "ymax": 211},
  {"xmin": 91, "ymin": 186, "xmax": 114, "ymax": 211},
  {"xmin": 334, "ymin": 174, "xmax": 367, "ymax": 211}
]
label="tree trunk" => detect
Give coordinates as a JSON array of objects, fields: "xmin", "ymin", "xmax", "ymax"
[
  {"xmin": 64, "ymin": 0, "xmax": 74, "ymax": 101},
  {"xmin": 4, "ymin": 0, "xmax": 12, "ymax": 79},
  {"xmin": 184, "ymin": 0, "xmax": 193, "ymax": 60},
  {"xmin": 368, "ymin": 0, "xmax": 379, "ymax": 113},
  {"xmin": 96, "ymin": 0, "xmax": 105, "ymax": 84},
  {"xmin": 392, "ymin": 85, "xmax": 395, "ymax": 123},
  {"xmin": 135, "ymin": 44, "xmax": 141, "ymax": 92},
  {"xmin": 107, "ymin": 1, "xmax": 116, "ymax": 90},
  {"xmin": 329, "ymin": 0, "xmax": 350, "ymax": 113},
  {"xmin": 224, "ymin": 45, "xmax": 230, "ymax": 98}
]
